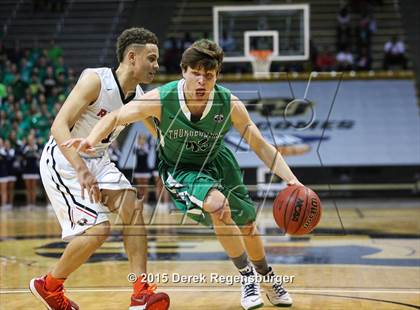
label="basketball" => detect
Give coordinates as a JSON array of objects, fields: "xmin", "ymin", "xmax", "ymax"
[{"xmin": 273, "ymin": 185, "xmax": 322, "ymax": 235}]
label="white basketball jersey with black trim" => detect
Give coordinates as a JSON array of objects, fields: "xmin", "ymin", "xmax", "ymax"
[
  {"xmin": 39, "ymin": 67, "xmax": 139, "ymax": 241},
  {"xmin": 70, "ymin": 67, "xmax": 144, "ymax": 153}
]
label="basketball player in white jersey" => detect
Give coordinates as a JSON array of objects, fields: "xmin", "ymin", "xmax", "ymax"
[{"xmin": 29, "ymin": 28, "xmax": 170, "ymax": 310}]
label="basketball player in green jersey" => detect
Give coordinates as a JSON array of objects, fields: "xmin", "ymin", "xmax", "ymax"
[{"xmin": 64, "ymin": 39, "xmax": 302, "ymax": 309}]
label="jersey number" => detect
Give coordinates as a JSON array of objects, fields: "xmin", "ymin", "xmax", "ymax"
[{"xmin": 185, "ymin": 138, "xmax": 209, "ymax": 152}]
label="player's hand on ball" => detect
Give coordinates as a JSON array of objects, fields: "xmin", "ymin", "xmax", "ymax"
[{"xmin": 62, "ymin": 138, "xmax": 96, "ymax": 155}]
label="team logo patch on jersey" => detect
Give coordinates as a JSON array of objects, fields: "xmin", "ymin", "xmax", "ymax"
[
  {"xmin": 97, "ymin": 108, "xmax": 108, "ymax": 117},
  {"xmin": 214, "ymin": 114, "xmax": 224, "ymax": 123}
]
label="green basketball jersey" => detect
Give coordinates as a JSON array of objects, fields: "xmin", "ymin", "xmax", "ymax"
[{"xmin": 157, "ymin": 79, "xmax": 232, "ymax": 167}]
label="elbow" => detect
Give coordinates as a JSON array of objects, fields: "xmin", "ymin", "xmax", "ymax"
[
  {"xmin": 50, "ymin": 121, "xmax": 61, "ymax": 139},
  {"xmin": 51, "ymin": 117, "xmax": 73, "ymax": 140}
]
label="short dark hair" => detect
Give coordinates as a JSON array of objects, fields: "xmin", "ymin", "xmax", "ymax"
[
  {"xmin": 116, "ymin": 27, "xmax": 158, "ymax": 63},
  {"xmin": 180, "ymin": 39, "xmax": 224, "ymax": 73}
]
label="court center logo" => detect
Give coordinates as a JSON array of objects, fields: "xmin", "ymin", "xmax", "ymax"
[
  {"xmin": 283, "ymin": 98, "xmax": 316, "ymax": 130},
  {"xmin": 253, "ymin": 97, "xmax": 315, "ymax": 130}
]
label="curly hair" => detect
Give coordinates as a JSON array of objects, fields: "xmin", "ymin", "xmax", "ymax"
[
  {"xmin": 180, "ymin": 39, "xmax": 224, "ymax": 73},
  {"xmin": 116, "ymin": 27, "xmax": 158, "ymax": 63}
]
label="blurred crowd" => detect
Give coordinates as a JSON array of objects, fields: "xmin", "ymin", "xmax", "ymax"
[
  {"xmin": 0, "ymin": 40, "xmax": 75, "ymax": 209},
  {"xmin": 313, "ymin": 0, "xmax": 407, "ymax": 72}
]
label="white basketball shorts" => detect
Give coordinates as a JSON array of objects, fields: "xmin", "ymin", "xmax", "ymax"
[{"xmin": 40, "ymin": 137, "xmax": 133, "ymax": 241}]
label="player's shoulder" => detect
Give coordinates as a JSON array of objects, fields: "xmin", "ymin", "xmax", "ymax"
[
  {"xmin": 81, "ymin": 67, "xmax": 111, "ymax": 76},
  {"xmin": 214, "ymin": 82, "xmax": 230, "ymax": 93},
  {"xmin": 157, "ymin": 79, "xmax": 180, "ymax": 99},
  {"xmin": 79, "ymin": 67, "xmax": 113, "ymax": 85},
  {"xmin": 214, "ymin": 83, "xmax": 232, "ymax": 101},
  {"xmin": 77, "ymin": 67, "xmax": 105, "ymax": 86},
  {"xmin": 78, "ymin": 67, "xmax": 115, "ymax": 93},
  {"xmin": 159, "ymin": 80, "xmax": 179, "ymax": 91}
]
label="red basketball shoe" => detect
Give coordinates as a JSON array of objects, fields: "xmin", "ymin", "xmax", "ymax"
[
  {"xmin": 29, "ymin": 276, "xmax": 79, "ymax": 310},
  {"xmin": 130, "ymin": 283, "xmax": 170, "ymax": 310}
]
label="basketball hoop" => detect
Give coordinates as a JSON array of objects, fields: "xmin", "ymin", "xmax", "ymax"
[{"xmin": 250, "ymin": 50, "xmax": 273, "ymax": 78}]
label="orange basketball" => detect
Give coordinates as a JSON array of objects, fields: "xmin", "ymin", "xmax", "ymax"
[{"xmin": 273, "ymin": 185, "xmax": 322, "ymax": 235}]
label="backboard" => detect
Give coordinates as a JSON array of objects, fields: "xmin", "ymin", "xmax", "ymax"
[{"xmin": 213, "ymin": 4, "xmax": 310, "ymax": 63}]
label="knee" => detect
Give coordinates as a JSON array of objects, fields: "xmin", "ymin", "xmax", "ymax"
[
  {"xmin": 90, "ymin": 221, "xmax": 111, "ymax": 244},
  {"xmin": 120, "ymin": 199, "xmax": 144, "ymax": 225},
  {"xmin": 115, "ymin": 191, "xmax": 144, "ymax": 224},
  {"xmin": 240, "ymin": 221, "xmax": 257, "ymax": 236},
  {"xmin": 204, "ymin": 190, "xmax": 232, "ymax": 223}
]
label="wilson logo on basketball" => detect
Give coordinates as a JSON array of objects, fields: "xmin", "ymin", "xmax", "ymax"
[
  {"xmin": 303, "ymin": 198, "xmax": 319, "ymax": 229},
  {"xmin": 292, "ymin": 198, "xmax": 304, "ymax": 221}
]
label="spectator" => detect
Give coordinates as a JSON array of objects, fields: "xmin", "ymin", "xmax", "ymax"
[
  {"xmin": 0, "ymin": 138, "xmax": 8, "ymax": 209},
  {"xmin": 3, "ymin": 61, "xmax": 18, "ymax": 86},
  {"xmin": 5, "ymin": 139, "xmax": 17, "ymax": 208},
  {"xmin": 336, "ymin": 47, "xmax": 354, "ymax": 71},
  {"xmin": 309, "ymin": 39, "xmax": 319, "ymax": 70},
  {"xmin": 47, "ymin": 40, "xmax": 63, "ymax": 65},
  {"xmin": 67, "ymin": 67, "xmax": 76, "ymax": 84},
  {"xmin": 219, "ymin": 31, "xmax": 236, "ymax": 52},
  {"xmin": 356, "ymin": 47, "xmax": 372, "ymax": 70},
  {"xmin": 182, "ymin": 32, "xmax": 194, "ymax": 49},
  {"xmin": 316, "ymin": 46, "xmax": 336, "ymax": 71},
  {"xmin": 163, "ymin": 37, "xmax": 182, "ymax": 74},
  {"xmin": 133, "ymin": 134, "xmax": 152, "ymax": 203},
  {"xmin": 12, "ymin": 74, "xmax": 29, "ymax": 99},
  {"xmin": 35, "ymin": 54, "xmax": 49, "ymax": 81},
  {"xmin": 21, "ymin": 134, "xmax": 41, "ymax": 208},
  {"xmin": 55, "ymin": 56, "xmax": 68, "ymax": 77},
  {"xmin": 56, "ymin": 71, "xmax": 67, "ymax": 93},
  {"xmin": 383, "ymin": 35, "xmax": 407, "ymax": 70},
  {"xmin": 356, "ymin": 12, "xmax": 376, "ymax": 49},
  {"xmin": 19, "ymin": 57, "xmax": 33, "ymax": 83},
  {"xmin": 0, "ymin": 82, "xmax": 6, "ymax": 102},
  {"xmin": 2, "ymin": 94, "xmax": 16, "ymax": 116},
  {"xmin": 29, "ymin": 73, "xmax": 45, "ymax": 95},
  {"xmin": 336, "ymin": 6, "xmax": 352, "ymax": 50},
  {"xmin": 43, "ymin": 66, "xmax": 56, "ymax": 96}
]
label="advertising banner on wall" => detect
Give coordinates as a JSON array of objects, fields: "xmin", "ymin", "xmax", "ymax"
[{"xmin": 223, "ymin": 80, "xmax": 420, "ymax": 168}]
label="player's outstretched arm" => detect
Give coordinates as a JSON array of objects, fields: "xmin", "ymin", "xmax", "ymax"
[
  {"xmin": 230, "ymin": 95, "xmax": 302, "ymax": 186},
  {"xmin": 51, "ymin": 71, "xmax": 100, "ymax": 169},
  {"xmin": 51, "ymin": 71, "xmax": 103, "ymax": 202},
  {"xmin": 63, "ymin": 89, "xmax": 161, "ymax": 152}
]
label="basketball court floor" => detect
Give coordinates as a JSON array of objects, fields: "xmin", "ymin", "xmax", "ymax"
[{"xmin": 0, "ymin": 197, "xmax": 419, "ymax": 309}]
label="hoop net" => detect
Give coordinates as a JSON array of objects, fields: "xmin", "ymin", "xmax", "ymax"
[{"xmin": 250, "ymin": 50, "xmax": 273, "ymax": 78}]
